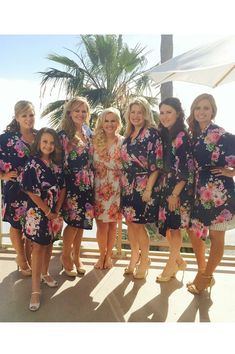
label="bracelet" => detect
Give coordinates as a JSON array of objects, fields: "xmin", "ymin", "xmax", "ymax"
[{"xmin": 45, "ymin": 209, "xmax": 51, "ymax": 217}]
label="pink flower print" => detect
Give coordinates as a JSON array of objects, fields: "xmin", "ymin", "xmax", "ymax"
[
  {"xmin": 136, "ymin": 175, "xmax": 148, "ymax": 191},
  {"xmin": 200, "ymin": 187, "xmax": 213, "ymax": 202},
  {"xmin": 156, "ymin": 143, "xmax": 163, "ymax": 159},
  {"xmin": 191, "ymin": 219, "xmax": 208, "ymax": 239},
  {"xmin": 121, "ymin": 147, "xmax": 129, "ymax": 162},
  {"xmin": 82, "ymin": 170, "xmax": 90, "ymax": 185},
  {"xmin": 159, "ymin": 207, "xmax": 166, "ymax": 222},
  {"xmin": 211, "ymin": 147, "xmax": 220, "ymax": 162},
  {"xmin": 108, "ymin": 202, "xmax": 120, "ymax": 220},
  {"xmin": 95, "ymin": 201, "xmax": 105, "ymax": 218},
  {"xmin": 17, "ymin": 150, "xmax": 25, "ymax": 158},
  {"xmin": 214, "ymin": 196, "xmax": 226, "ymax": 207},
  {"xmin": 147, "ymin": 141, "xmax": 153, "ymax": 151},
  {"xmin": 139, "ymin": 128, "xmax": 149, "ymax": 140},
  {"xmin": 97, "ymin": 183, "xmax": 113, "ymax": 201},
  {"xmin": 206, "ymin": 129, "xmax": 223, "ymax": 144},
  {"xmin": 175, "ymin": 132, "xmax": 184, "ymax": 149},
  {"xmin": 4, "ymin": 162, "xmax": 12, "ymax": 172},
  {"xmin": 96, "ymin": 163, "xmax": 107, "ymax": 179},
  {"xmin": 124, "ymin": 207, "xmax": 136, "ymax": 222},
  {"xmin": 50, "ymin": 217, "xmax": 63, "ymax": 236},
  {"xmin": 225, "ymin": 155, "xmax": 235, "ymax": 168},
  {"xmin": 214, "ymin": 209, "xmax": 232, "ymax": 224},
  {"xmin": 74, "ymin": 172, "xmax": 81, "ymax": 186}
]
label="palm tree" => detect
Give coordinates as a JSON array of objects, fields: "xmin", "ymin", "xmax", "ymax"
[{"xmin": 39, "ymin": 35, "xmax": 159, "ymax": 129}]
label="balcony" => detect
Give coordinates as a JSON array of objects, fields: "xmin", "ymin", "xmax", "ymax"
[{"xmin": 1, "ymin": 223, "xmax": 235, "ymax": 322}]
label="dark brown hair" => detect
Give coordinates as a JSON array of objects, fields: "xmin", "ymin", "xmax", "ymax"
[{"xmin": 31, "ymin": 127, "xmax": 62, "ymax": 165}]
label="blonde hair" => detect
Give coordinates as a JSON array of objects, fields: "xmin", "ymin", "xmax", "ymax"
[
  {"xmin": 187, "ymin": 93, "xmax": 217, "ymax": 138},
  {"xmin": 124, "ymin": 97, "xmax": 156, "ymax": 137},
  {"xmin": 6, "ymin": 100, "xmax": 35, "ymax": 132},
  {"xmin": 93, "ymin": 107, "xmax": 122, "ymax": 154},
  {"xmin": 61, "ymin": 96, "xmax": 91, "ymax": 140}
]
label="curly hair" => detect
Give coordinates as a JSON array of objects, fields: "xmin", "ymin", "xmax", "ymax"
[
  {"xmin": 93, "ymin": 107, "xmax": 122, "ymax": 154},
  {"xmin": 30, "ymin": 127, "xmax": 63, "ymax": 165},
  {"xmin": 124, "ymin": 97, "xmax": 156, "ymax": 137},
  {"xmin": 187, "ymin": 93, "xmax": 217, "ymax": 140},
  {"xmin": 5, "ymin": 100, "xmax": 35, "ymax": 132},
  {"xmin": 60, "ymin": 96, "xmax": 91, "ymax": 140}
]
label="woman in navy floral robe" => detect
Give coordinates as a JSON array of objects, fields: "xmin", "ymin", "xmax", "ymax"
[
  {"xmin": 21, "ymin": 128, "xmax": 65, "ymax": 311},
  {"xmin": 58, "ymin": 97, "xmax": 94, "ymax": 277},
  {"xmin": 187, "ymin": 93, "xmax": 235, "ymax": 295},
  {"xmin": 156, "ymin": 97, "xmax": 194, "ymax": 282},
  {"xmin": 120, "ymin": 97, "xmax": 163, "ymax": 279},
  {"xmin": 0, "ymin": 100, "xmax": 37, "ymax": 275}
]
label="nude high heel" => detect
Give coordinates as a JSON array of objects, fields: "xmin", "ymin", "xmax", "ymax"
[
  {"xmin": 60, "ymin": 255, "xmax": 77, "ymax": 277},
  {"xmin": 156, "ymin": 263, "xmax": 179, "ymax": 283},
  {"xmin": 133, "ymin": 258, "xmax": 151, "ymax": 280},
  {"xmin": 187, "ymin": 274, "xmax": 215, "ymax": 295},
  {"xmin": 41, "ymin": 274, "xmax": 58, "ymax": 288},
  {"xmin": 15, "ymin": 256, "xmax": 32, "ymax": 276},
  {"xmin": 123, "ymin": 254, "xmax": 141, "ymax": 275}
]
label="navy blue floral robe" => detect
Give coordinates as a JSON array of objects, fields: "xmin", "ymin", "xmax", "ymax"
[
  {"xmin": 58, "ymin": 130, "xmax": 95, "ymax": 229},
  {"xmin": 20, "ymin": 157, "xmax": 65, "ymax": 245},
  {"xmin": 120, "ymin": 127, "xmax": 163, "ymax": 224},
  {"xmin": 0, "ymin": 131, "xmax": 37, "ymax": 229},
  {"xmin": 157, "ymin": 131, "xmax": 194, "ymax": 237},
  {"xmin": 191, "ymin": 123, "xmax": 235, "ymax": 238}
]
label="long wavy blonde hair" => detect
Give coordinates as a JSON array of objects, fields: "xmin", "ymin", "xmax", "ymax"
[
  {"xmin": 93, "ymin": 107, "xmax": 122, "ymax": 154},
  {"xmin": 60, "ymin": 96, "xmax": 91, "ymax": 140},
  {"xmin": 187, "ymin": 93, "xmax": 217, "ymax": 139},
  {"xmin": 124, "ymin": 97, "xmax": 156, "ymax": 137}
]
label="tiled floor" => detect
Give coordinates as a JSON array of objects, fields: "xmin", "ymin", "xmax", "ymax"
[{"xmin": 0, "ymin": 249, "xmax": 235, "ymax": 322}]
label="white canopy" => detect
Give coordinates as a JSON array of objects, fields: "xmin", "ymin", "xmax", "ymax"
[{"xmin": 148, "ymin": 36, "xmax": 235, "ymax": 88}]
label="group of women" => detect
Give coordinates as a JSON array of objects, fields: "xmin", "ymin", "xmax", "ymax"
[{"xmin": 0, "ymin": 93, "xmax": 235, "ymax": 312}]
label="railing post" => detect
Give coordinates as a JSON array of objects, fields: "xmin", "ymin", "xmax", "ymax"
[{"xmin": 113, "ymin": 219, "xmax": 126, "ymax": 258}]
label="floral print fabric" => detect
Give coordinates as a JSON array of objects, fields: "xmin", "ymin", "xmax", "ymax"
[
  {"xmin": 191, "ymin": 123, "xmax": 235, "ymax": 238},
  {"xmin": 58, "ymin": 130, "xmax": 94, "ymax": 229},
  {"xmin": 0, "ymin": 131, "xmax": 36, "ymax": 229},
  {"xmin": 120, "ymin": 127, "xmax": 163, "ymax": 224},
  {"xmin": 20, "ymin": 157, "xmax": 65, "ymax": 245},
  {"xmin": 94, "ymin": 135, "xmax": 124, "ymax": 222},
  {"xmin": 157, "ymin": 131, "xmax": 194, "ymax": 236}
]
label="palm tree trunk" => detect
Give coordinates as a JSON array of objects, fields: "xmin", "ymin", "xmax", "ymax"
[{"xmin": 160, "ymin": 34, "xmax": 173, "ymax": 101}]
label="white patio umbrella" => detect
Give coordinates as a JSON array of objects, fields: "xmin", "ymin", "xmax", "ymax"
[{"xmin": 148, "ymin": 36, "xmax": 235, "ymax": 88}]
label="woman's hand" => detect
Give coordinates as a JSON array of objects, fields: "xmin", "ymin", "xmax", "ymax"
[
  {"xmin": 211, "ymin": 166, "xmax": 235, "ymax": 177},
  {"xmin": 168, "ymin": 194, "xmax": 180, "ymax": 212},
  {"xmin": 1, "ymin": 170, "xmax": 18, "ymax": 181},
  {"xmin": 142, "ymin": 189, "xmax": 152, "ymax": 203}
]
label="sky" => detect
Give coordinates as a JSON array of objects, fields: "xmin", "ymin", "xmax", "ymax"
[
  {"xmin": 1, "ymin": 33, "xmax": 235, "ymax": 134},
  {"xmin": 1, "ymin": 0, "xmax": 235, "ymax": 349}
]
